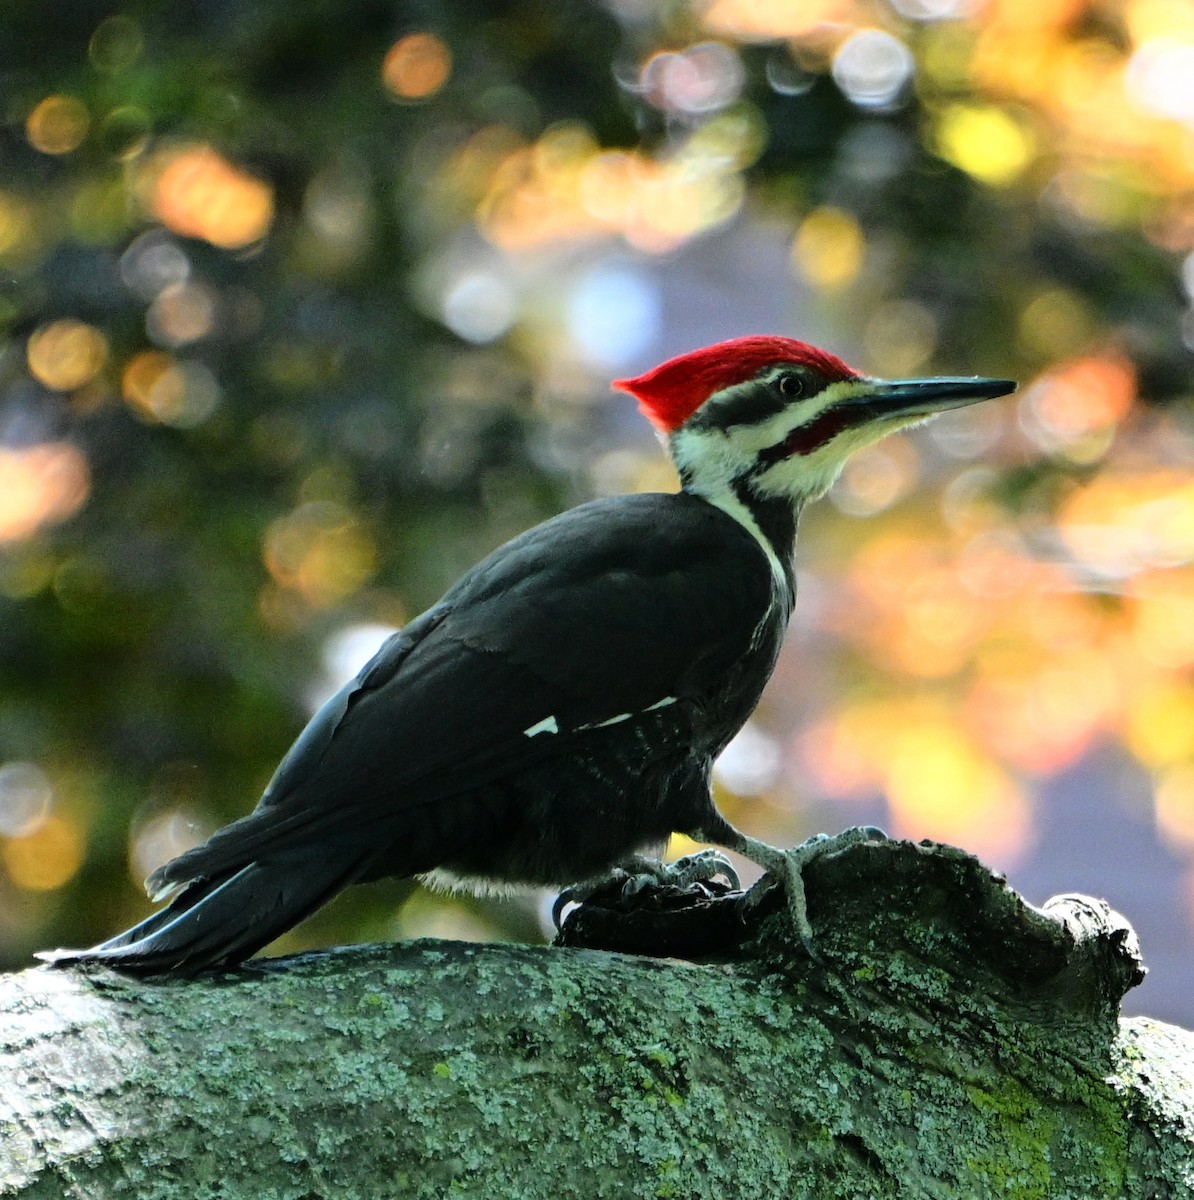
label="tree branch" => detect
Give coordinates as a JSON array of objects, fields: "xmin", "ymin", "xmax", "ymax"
[{"xmin": 2, "ymin": 839, "xmax": 1191, "ymax": 1198}]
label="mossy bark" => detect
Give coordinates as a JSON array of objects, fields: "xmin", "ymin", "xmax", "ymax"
[{"xmin": 2, "ymin": 839, "xmax": 1192, "ymax": 1199}]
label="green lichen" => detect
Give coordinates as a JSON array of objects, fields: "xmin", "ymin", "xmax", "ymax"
[{"xmin": 2, "ymin": 901, "xmax": 1189, "ymax": 1200}]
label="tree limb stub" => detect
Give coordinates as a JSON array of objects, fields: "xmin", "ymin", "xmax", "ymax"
[{"xmin": 2, "ymin": 839, "xmax": 1192, "ymax": 1199}]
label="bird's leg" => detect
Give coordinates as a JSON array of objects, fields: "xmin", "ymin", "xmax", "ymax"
[
  {"xmin": 696, "ymin": 821, "xmax": 889, "ymax": 962},
  {"xmin": 551, "ymin": 848, "xmax": 740, "ymax": 930}
]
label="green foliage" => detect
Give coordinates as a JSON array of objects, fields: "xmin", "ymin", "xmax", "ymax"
[{"xmin": 0, "ymin": 0, "xmax": 1187, "ymax": 975}]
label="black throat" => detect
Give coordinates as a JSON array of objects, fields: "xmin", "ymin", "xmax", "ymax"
[
  {"xmin": 732, "ymin": 475, "xmax": 800, "ymax": 574},
  {"xmin": 677, "ymin": 464, "xmax": 801, "ymax": 590}
]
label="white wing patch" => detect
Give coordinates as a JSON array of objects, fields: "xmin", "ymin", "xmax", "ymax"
[
  {"xmin": 583, "ymin": 712, "xmax": 631, "ymax": 730},
  {"xmin": 526, "ymin": 698, "xmax": 678, "ymax": 738}
]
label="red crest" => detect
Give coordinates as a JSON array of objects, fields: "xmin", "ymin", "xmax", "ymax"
[{"xmin": 612, "ymin": 336, "xmax": 860, "ymax": 433}]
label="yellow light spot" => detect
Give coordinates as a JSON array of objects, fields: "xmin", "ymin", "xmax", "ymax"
[
  {"xmin": 884, "ymin": 720, "xmax": 1030, "ymax": 863},
  {"xmin": 578, "ymin": 151, "xmax": 641, "ymax": 226},
  {"xmin": 3, "ymin": 815, "xmax": 84, "ymax": 891},
  {"xmin": 1130, "ymin": 571, "xmax": 1194, "ymax": 669},
  {"xmin": 25, "ymin": 95, "xmax": 90, "ymax": 155},
  {"xmin": 122, "ymin": 350, "xmax": 176, "ymax": 417},
  {"xmin": 637, "ymin": 162, "xmax": 744, "ymax": 250},
  {"xmin": 474, "ymin": 118, "xmax": 749, "ymax": 255},
  {"xmin": 264, "ymin": 501, "xmax": 377, "ymax": 607},
  {"xmin": 791, "ymin": 207, "xmax": 864, "ymax": 290},
  {"xmin": 935, "ymin": 104, "xmax": 1035, "ymax": 187},
  {"xmin": 989, "ymin": 0, "xmax": 1085, "ymax": 34},
  {"xmin": 1016, "ymin": 288, "xmax": 1095, "ymax": 359},
  {"xmin": 667, "ymin": 834, "xmax": 704, "ymax": 860},
  {"xmin": 0, "ymin": 444, "xmax": 90, "ymax": 543},
  {"xmin": 1128, "ymin": 0, "xmax": 1194, "ymax": 42},
  {"xmin": 1155, "ymin": 764, "xmax": 1194, "ymax": 850},
  {"xmin": 842, "ymin": 537, "xmax": 992, "ymax": 679},
  {"xmin": 1127, "ymin": 682, "xmax": 1194, "ymax": 767},
  {"xmin": 702, "ymin": 0, "xmax": 853, "ymax": 39},
  {"xmin": 383, "ymin": 33, "xmax": 452, "ymax": 100},
  {"xmin": 1058, "ymin": 472, "xmax": 1194, "ymax": 578},
  {"xmin": 480, "ymin": 126, "xmax": 607, "ymax": 250},
  {"xmin": 145, "ymin": 144, "xmax": 274, "ymax": 249},
  {"xmin": 27, "ymin": 320, "xmax": 108, "ymax": 391}
]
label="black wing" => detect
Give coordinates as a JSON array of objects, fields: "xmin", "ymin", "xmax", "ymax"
[
  {"xmin": 153, "ymin": 491, "xmax": 780, "ymax": 887},
  {"xmin": 42, "ymin": 491, "xmax": 784, "ymax": 972}
]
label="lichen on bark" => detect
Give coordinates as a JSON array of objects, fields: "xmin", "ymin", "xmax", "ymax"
[{"xmin": 1, "ymin": 838, "xmax": 1191, "ymax": 1198}]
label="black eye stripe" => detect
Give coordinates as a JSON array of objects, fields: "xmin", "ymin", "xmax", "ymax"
[
  {"xmin": 686, "ymin": 367, "xmax": 825, "ymax": 432},
  {"xmin": 686, "ymin": 386, "xmax": 785, "ymax": 432}
]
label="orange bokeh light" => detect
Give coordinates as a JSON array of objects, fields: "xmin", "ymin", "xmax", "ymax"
[
  {"xmin": 1023, "ymin": 353, "xmax": 1136, "ymax": 446},
  {"xmin": 1058, "ymin": 469, "xmax": 1194, "ymax": 575},
  {"xmin": 473, "ymin": 117, "xmax": 753, "ymax": 254},
  {"xmin": 27, "ymin": 320, "xmax": 108, "ymax": 391},
  {"xmin": 3, "ymin": 815, "xmax": 84, "ymax": 891},
  {"xmin": 1127, "ymin": 569, "xmax": 1194, "ymax": 669},
  {"xmin": 263, "ymin": 502, "xmax": 377, "ymax": 607},
  {"xmin": 382, "ymin": 33, "xmax": 452, "ymax": 100},
  {"xmin": 145, "ymin": 144, "xmax": 274, "ymax": 249},
  {"xmin": 25, "ymin": 95, "xmax": 90, "ymax": 155},
  {"xmin": 703, "ymin": 0, "xmax": 855, "ymax": 41},
  {"xmin": 0, "ymin": 444, "xmax": 91, "ymax": 543},
  {"xmin": 967, "ymin": 650, "xmax": 1120, "ymax": 774}
]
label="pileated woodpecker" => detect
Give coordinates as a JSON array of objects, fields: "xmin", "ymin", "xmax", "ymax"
[{"xmin": 41, "ymin": 336, "xmax": 1014, "ymax": 974}]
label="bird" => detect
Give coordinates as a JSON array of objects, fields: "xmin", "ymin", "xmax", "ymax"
[{"xmin": 39, "ymin": 335, "xmax": 1015, "ymax": 975}]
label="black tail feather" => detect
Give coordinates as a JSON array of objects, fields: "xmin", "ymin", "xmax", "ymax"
[{"xmin": 38, "ymin": 852, "xmax": 369, "ymax": 976}]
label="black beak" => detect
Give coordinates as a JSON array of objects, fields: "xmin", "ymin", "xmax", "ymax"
[
  {"xmin": 861, "ymin": 375, "xmax": 1018, "ymax": 418},
  {"xmin": 758, "ymin": 374, "xmax": 1016, "ymax": 465}
]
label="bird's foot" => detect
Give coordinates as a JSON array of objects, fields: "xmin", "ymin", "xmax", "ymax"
[
  {"xmin": 552, "ymin": 849, "xmax": 740, "ymax": 930},
  {"xmin": 741, "ymin": 825, "xmax": 888, "ymax": 963},
  {"xmin": 622, "ymin": 848, "xmax": 740, "ymax": 897}
]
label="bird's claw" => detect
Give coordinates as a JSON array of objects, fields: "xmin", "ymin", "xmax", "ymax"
[
  {"xmin": 553, "ymin": 849, "xmax": 740, "ymax": 930},
  {"xmin": 552, "ymin": 876, "xmax": 626, "ymax": 930},
  {"xmin": 619, "ymin": 849, "xmax": 740, "ymax": 900},
  {"xmin": 744, "ymin": 825, "xmax": 888, "ymax": 964}
]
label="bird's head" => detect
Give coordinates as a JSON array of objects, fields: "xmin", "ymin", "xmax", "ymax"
[{"xmin": 613, "ymin": 335, "xmax": 1015, "ymax": 509}]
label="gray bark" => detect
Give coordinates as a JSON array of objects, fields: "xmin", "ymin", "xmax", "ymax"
[{"xmin": 2, "ymin": 838, "xmax": 1192, "ymax": 1199}]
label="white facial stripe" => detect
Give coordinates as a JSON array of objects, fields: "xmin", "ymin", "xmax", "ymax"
[
  {"xmin": 694, "ymin": 376, "xmax": 874, "ymax": 459},
  {"xmin": 524, "ymin": 716, "xmax": 559, "ymax": 737},
  {"xmin": 752, "ymin": 411, "xmax": 929, "ymax": 502}
]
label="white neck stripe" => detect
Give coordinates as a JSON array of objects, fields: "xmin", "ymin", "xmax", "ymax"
[{"xmin": 701, "ymin": 483, "xmax": 790, "ymax": 599}]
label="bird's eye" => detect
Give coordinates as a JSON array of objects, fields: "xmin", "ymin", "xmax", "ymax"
[{"xmin": 777, "ymin": 373, "xmax": 805, "ymax": 398}]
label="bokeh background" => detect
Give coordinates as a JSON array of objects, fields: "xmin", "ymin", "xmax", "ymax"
[{"xmin": 2, "ymin": 0, "xmax": 1194, "ymax": 1024}]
